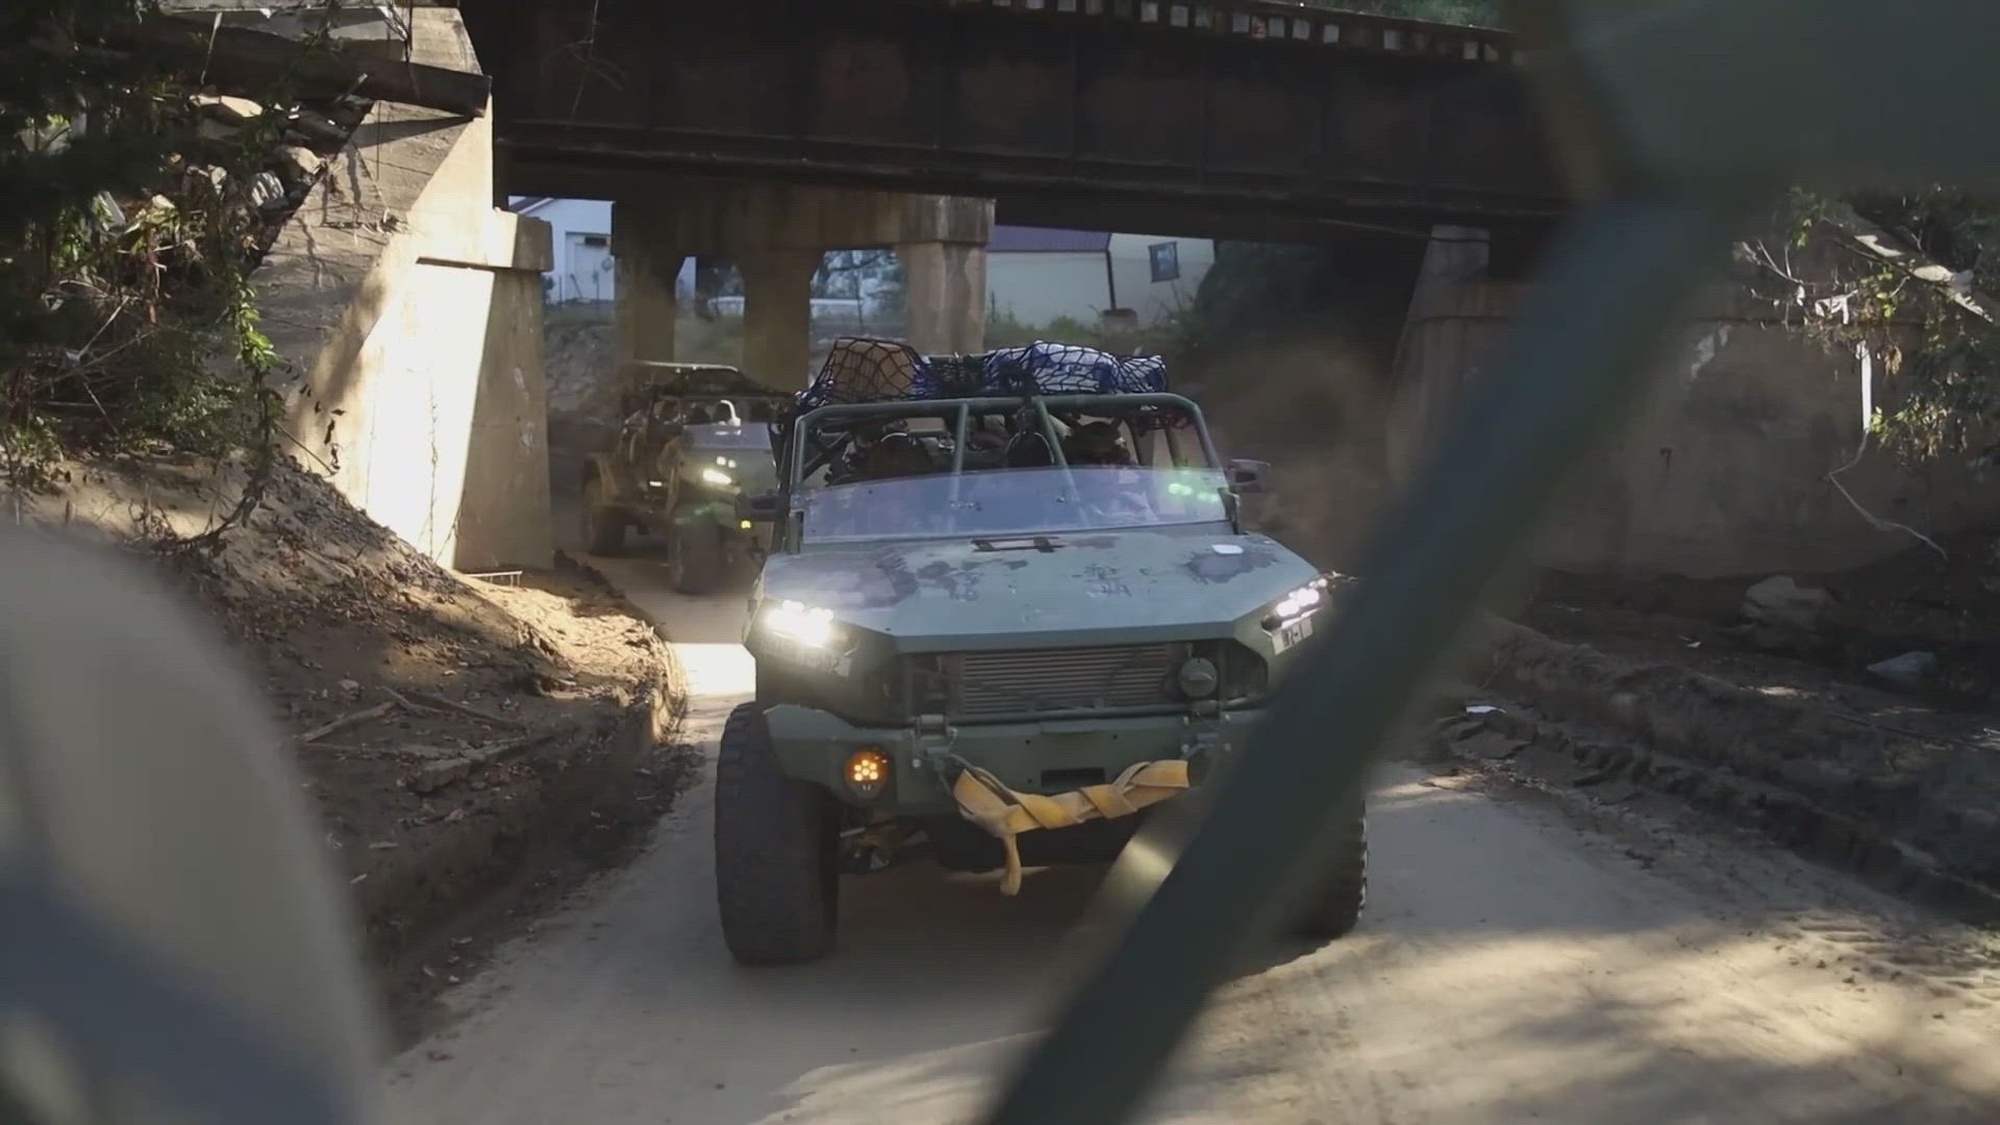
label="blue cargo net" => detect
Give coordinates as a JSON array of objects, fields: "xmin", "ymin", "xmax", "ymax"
[
  {"xmin": 794, "ymin": 337, "xmax": 1169, "ymax": 414},
  {"xmin": 975, "ymin": 342, "xmax": 1168, "ymax": 397}
]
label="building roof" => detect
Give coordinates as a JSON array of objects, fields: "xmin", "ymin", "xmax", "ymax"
[{"xmin": 989, "ymin": 226, "xmax": 1112, "ymax": 254}]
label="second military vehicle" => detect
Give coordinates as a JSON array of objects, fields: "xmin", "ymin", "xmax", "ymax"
[{"xmin": 580, "ymin": 361, "xmax": 790, "ymax": 594}]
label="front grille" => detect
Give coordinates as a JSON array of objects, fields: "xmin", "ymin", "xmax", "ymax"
[
  {"xmin": 901, "ymin": 641, "xmax": 1270, "ymax": 721},
  {"xmin": 926, "ymin": 644, "xmax": 1179, "ymax": 719}
]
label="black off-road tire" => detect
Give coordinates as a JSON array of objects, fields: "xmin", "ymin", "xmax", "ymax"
[
  {"xmin": 581, "ymin": 475, "xmax": 626, "ymax": 556},
  {"xmin": 713, "ymin": 703, "xmax": 839, "ymax": 966},
  {"xmin": 1291, "ymin": 804, "xmax": 1367, "ymax": 941},
  {"xmin": 670, "ymin": 516, "xmax": 726, "ymax": 596}
]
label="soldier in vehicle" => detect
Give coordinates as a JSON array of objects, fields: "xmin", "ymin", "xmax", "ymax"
[
  {"xmin": 812, "ymin": 426, "xmax": 934, "ymax": 537},
  {"xmin": 856, "ymin": 430, "xmax": 935, "ymax": 480},
  {"xmin": 1063, "ymin": 419, "xmax": 1136, "ymax": 466},
  {"xmin": 852, "ymin": 431, "xmax": 942, "ymax": 534},
  {"xmin": 1004, "ymin": 428, "xmax": 1058, "ymax": 468},
  {"xmin": 1056, "ymin": 418, "xmax": 1154, "ymax": 524}
]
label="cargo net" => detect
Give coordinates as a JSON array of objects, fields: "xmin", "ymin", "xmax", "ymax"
[{"xmin": 792, "ymin": 337, "xmax": 1180, "ymax": 427}]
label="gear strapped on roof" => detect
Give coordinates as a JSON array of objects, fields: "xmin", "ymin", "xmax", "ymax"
[
  {"xmin": 773, "ymin": 337, "xmax": 1191, "ymax": 483},
  {"xmin": 795, "ymin": 337, "xmax": 1168, "ymax": 414}
]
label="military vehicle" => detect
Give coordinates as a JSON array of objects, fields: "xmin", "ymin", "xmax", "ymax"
[
  {"xmin": 712, "ymin": 337, "xmax": 1363, "ymax": 966},
  {"xmin": 578, "ymin": 360, "xmax": 790, "ymax": 594}
]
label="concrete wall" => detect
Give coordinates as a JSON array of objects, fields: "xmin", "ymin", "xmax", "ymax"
[
  {"xmin": 1385, "ymin": 281, "xmax": 2000, "ymax": 579},
  {"xmin": 258, "ymin": 9, "xmax": 555, "ymax": 571}
]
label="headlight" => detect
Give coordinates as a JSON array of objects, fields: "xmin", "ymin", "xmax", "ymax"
[
  {"xmin": 1262, "ymin": 576, "xmax": 1331, "ymax": 631},
  {"xmin": 700, "ymin": 467, "xmax": 734, "ymax": 487},
  {"xmin": 763, "ymin": 599, "xmax": 838, "ymax": 648}
]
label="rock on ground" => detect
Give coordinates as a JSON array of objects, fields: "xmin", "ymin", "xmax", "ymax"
[{"xmin": 1741, "ymin": 574, "xmax": 1832, "ymax": 632}]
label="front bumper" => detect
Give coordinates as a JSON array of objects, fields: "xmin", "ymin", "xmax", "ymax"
[{"xmin": 761, "ymin": 704, "xmax": 1267, "ymax": 815}]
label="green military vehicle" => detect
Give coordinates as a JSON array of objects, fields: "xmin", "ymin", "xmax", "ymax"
[
  {"xmin": 713, "ymin": 338, "xmax": 1364, "ymax": 965},
  {"xmin": 579, "ymin": 361, "xmax": 789, "ymax": 594}
]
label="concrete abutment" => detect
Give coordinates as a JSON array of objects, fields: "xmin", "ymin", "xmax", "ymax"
[
  {"xmin": 260, "ymin": 7, "xmax": 555, "ymax": 573},
  {"xmin": 739, "ymin": 250, "xmax": 820, "ymax": 390},
  {"xmin": 1376, "ymin": 226, "xmax": 2000, "ymax": 579}
]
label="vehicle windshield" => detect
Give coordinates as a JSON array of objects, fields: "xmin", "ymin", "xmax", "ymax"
[
  {"xmin": 798, "ymin": 465, "xmax": 1230, "ymax": 543},
  {"xmin": 686, "ymin": 424, "xmax": 773, "ymax": 451}
]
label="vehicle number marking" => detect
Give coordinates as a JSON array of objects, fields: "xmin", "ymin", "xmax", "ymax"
[{"xmin": 1272, "ymin": 614, "xmax": 1315, "ymax": 654}]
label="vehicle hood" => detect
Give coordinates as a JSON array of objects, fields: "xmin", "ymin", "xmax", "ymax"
[{"xmin": 758, "ymin": 529, "xmax": 1318, "ymax": 649}]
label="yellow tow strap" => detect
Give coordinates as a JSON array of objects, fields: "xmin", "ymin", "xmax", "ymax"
[{"xmin": 950, "ymin": 759, "xmax": 1190, "ymax": 895}]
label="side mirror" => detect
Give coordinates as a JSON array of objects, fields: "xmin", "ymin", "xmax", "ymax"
[
  {"xmin": 1226, "ymin": 458, "xmax": 1270, "ymax": 494},
  {"xmin": 735, "ymin": 490, "xmax": 782, "ymax": 523}
]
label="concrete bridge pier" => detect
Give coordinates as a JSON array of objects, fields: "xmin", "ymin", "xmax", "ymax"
[
  {"xmin": 610, "ymin": 200, "xmax": 684, "ymax": 367},
  {"xmin": 740, "ymin": 250, "xmax": 820, "ymax": 389},
  {"xmin": 608, "ymin": 177, "xmax": 994, "ymax": 389},
  {"xmin": 900, "ymin": 241, "xmax": 988, "ymax": 356}
]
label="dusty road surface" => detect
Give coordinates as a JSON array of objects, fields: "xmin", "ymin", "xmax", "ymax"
[{"xmin": 382, "ymin": 553, "xmax": 2000, "ymax": 1124}]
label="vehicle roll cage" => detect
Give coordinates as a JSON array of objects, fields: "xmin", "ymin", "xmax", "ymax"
[
  {"xmin": 779, "ymin": 391, "xmax": 1220, "ymax": 491},
  {"xmin": 758, "ymin": 392, "xmax": 1231, "ymax": 556}
]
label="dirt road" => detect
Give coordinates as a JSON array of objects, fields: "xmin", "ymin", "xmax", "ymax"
[{"xmin": 382, "ymin": 554, "xmax": 2000, "ymax": 1124}]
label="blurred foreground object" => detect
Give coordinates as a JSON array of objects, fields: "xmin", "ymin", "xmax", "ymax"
[{"xmin": 0, "ymin": 525, "xmax": 381, "ymax": 1123}]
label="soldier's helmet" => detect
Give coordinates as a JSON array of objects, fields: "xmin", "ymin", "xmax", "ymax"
[
  {"xmin": 1064, "ymin": 421, "xmax": 1134, "ymax": 466},
  {"xmin": 858, "ymin": 431, "xmax": 935, "ymax": 480},
  {"xmin": 0, "ymin": 524, "xmax": 383, "ymax": 1124}
]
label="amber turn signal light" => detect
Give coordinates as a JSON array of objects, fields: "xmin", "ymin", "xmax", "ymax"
[{"xmin": 843, "ymin": 748, "xmax": 892, "ymax": 800}]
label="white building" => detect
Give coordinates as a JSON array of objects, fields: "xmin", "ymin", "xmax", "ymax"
[
  {"xmin": 508, "ymin": 198, "xmax": 1214, "ymax": 330},
  {"xmin": 985, "ymin": 227, "xmax": 1215, "ymax": 330},
  {"xmin": 509, "ymin": 197, "xmax": 696, "ymax": 305}
]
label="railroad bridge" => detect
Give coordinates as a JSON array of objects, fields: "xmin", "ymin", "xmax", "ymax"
[
  {"xmin": 455, "ymin": 0, "xmax": 1567, "ymax": 379},
  {"xmin": 154, "ymin": 1, "xmax": 1578, "ymax": 574},
  {"xmin": 467, "ymin": 0, "xmax": 1564, "ymax": 240}
]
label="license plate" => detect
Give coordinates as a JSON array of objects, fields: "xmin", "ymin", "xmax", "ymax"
[{"xmin": 1272, "ymin": 614, "xmax": 1315, "ymax": 654}]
